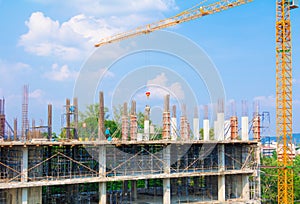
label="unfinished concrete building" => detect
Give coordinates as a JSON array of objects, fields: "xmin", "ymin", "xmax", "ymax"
[{"xmin": 0, "ymin": 92, "xmax": 260, "ymax": 204}]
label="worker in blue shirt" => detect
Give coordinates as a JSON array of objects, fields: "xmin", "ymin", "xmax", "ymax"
[{"xmin": 105, "ymin": 127, "xmax": 112, "ymax": 141}]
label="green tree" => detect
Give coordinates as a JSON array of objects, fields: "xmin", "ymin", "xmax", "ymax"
[
  {"xmin": 261, "ymin": 154, "xmax": 300, "ymax": 203},
  {"xmin": 78, "ymin": 104, "xmax": 109, "ymax": 139},
  {"xmin": 261, "ymin": 153, "xmax": 278, "ymax": 203},
  {"xmin": 294, "ymin": 155, "xmax": 300, "ymax": 201},
  {"xmin": 77, "ymin": 103, "xmax": 146, "ymax": 139}
]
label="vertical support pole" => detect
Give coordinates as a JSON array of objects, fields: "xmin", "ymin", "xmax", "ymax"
[
  {"xmin": 14, "ymin": 118, "xmax": 17, "ymax": 141},
  {"xmin": 21, "ymin": 147, "xmax": 28, "ymax": 204},
  {"xmin": 144, "ymin": 104, "xmax": 150, "ymax": 140},
  {"xmin": 73, "ymin": 98, "xmax": 78, "ymax": 140},
  {"xmin": 122, "ymin": 102, "xmax": 128, "ymax": 141},
  {"xmin": 230, "ymin": 116, "xmax": 238, "ymax": 140},
  {"xmin": 193, "ymin": 106, "xmax": 199, "ymax": 140},
  {"xmin": 253, "ymin": 115, "xmax": 261, "ymax": 141},
  {"xmin": 130, "ymin": 100, "xmax": 137, "ymax": 141},
  {"xmin": 163, "ymin": 145, "xmax": 171, "ymax": 204},
  {"xmin": 131, "ymin": 180, "xmax": 137, "ymax": 200},
  {"xmin": 180, "ymin": 104, "xmax": 188, "ymax": 140},
  {"xmin": 22, "ymin": 188, "xmax": 28, "ymax": 204},
  {"xmin": 99, "ymin": 145, "xmax": 106, "ymax": 204},
  {"xmin": 66, "ymin": 98, "xmax": 70, "ymax": 139},
  {"xmin": 203, "ymin": 119, "xmax": 210, "ymax": 141},
  {"xmin": 218, "ymin": 144, "xmax": 225, "ymax": 202},
  {"xmin": 216, "ymin": 100, "xmax": 225, "ymax": 141},
  {"xmin": 98, "ymin": 92, "xmax": 105, "ymax": 140},
  {"xmin": 48, "ymin": 104, "xmax": 52, "ymax": 140},
  {"xmin": 162, "ymin": 95, "xmax": 170, "ymax": 140},
  {"xmin": 171, "ymin": 105, "xmax": 177, "ymax": 141}
]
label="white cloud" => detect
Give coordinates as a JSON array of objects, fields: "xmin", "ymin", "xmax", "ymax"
[
  {"xmin": 0, "ymin": 60, "xmax": 31, "ymax": 84},
  {"xmin": 143, "ymin": 73, "xmax": 185, "ymax": 100},
  {"xmin": 19, "ymin": 0, "xmax": 177, "ymax": 61},
  {"xmin": 44, "ymin": 64, "xmax": 78, "ymax": 81},
  {"xmin": 19, "ymin": 12, "xmax": 107, "ymax": 60},
  {"xmin": 29, "ymin": 89, "xmax": 44, "ymax": 99},
  {"xmin": 253, "ymin": 95, "xmax": 276, "ymax": 108}
]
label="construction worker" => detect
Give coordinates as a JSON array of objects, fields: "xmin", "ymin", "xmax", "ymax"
[{"xmin": 105, "ymin": 127, "xmax": 112, "ymax": 141}]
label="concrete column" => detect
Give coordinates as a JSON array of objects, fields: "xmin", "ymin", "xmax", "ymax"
[
  {"xmin": 131, "ymin": 181, "xmax": 137, "ymax": 200},
  {"xmin": 122, "ymin": 102, "xmax": 129, "ymax": 141},
  {"xmin": 218, "ymin": 144, "xmax": 225, "ymax": 202},
  {"xmin": 193, "ymin": 118, "xmax": 199, "ymax": 140},
  {"xmin": 98, "ymin": 92, "xmax": 105, "ymax": 140},
  {"xmin": 99, "ymin": 145, "xmax": 106, "ymax": 204},
  {"xmin": 217, "ymin": 113, "xmax": 224, "ymax": 141},
  {"xmin": 66, "ymin": 98, "xmax": 71, "ymax": 139},
  {"xmin": 144, "ymin": 120, "xmax": 150, "ymax": 140},
  {"xmin": 163, "ymin": 145, "xmax": 171, "ymax": 203},
  {"xmin": 218, "ymin": 176, "xmax": 225, "ymax": 202},
  {"xmin": 48, "ymin": 104, "xmax": 52, "ymax": 140},
  {"xmin": 203, "ymin": 119, "xmax": 210, "ymax": 141},
  {"xmin": 171, "ymin": 105, "xmax": 177, "ymax": 140},
  {"xmin": 22, "ymin": 188, "xmax": 28, "ymax": 204},
  {"xmin": 21, "ymin": 147, "xmax": 28, "ymax": 204},
  {"xmin": 22, "ymin": 147, "xmax": 28, "ymax": 182},
  {"xmin": 241, "ymin": 116, "xmax": 249, "ymax": 141},
  {"xmin": 99, "ymin": 182, "xmax": 106, "ymax": 204},
  {"xmin": 218, "ymin": 145, "xmax": 225, "ymax": 172}
]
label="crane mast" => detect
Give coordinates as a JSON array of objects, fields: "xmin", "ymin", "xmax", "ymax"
[
  {"xmin": 276, "ymin": 0, "xmax": 297, "ymax": 203},
  {"xmin": 94, "ymin": 0, "xmax": 252, "ymax": 47}
]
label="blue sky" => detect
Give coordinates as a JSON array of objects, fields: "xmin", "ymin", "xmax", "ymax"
[{"xmin": 0, "ymin": 0, "xmax": 299, "ymax": 136}]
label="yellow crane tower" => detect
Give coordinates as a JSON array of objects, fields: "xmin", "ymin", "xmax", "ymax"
[{"xmin": 276, "ymin": 0, "xmax": 297, "ymax": 203}]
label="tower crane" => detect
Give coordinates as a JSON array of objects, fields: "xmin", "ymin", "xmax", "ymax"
[
  {"xmin": 276, "ymin": 0, "xmax": 298, "ymax": 203},
  {"xmin": 94, "ymin": 0, "xmax": 298, "ymax": 203},
  {"xmin": 94, "ymin": 0, "xmax": 252, "ymax": 47}
]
